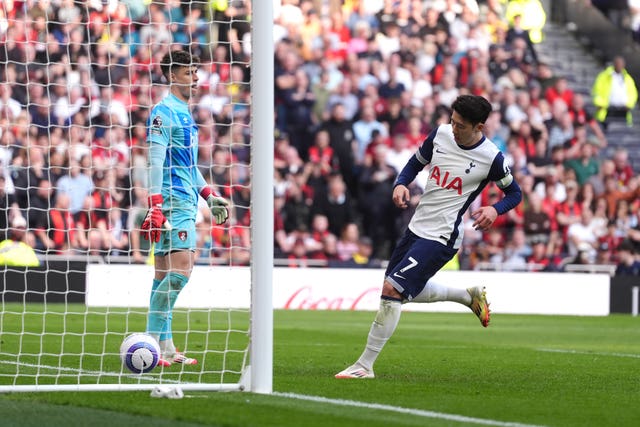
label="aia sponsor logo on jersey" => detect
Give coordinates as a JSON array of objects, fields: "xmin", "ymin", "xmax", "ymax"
[{"xmin": 429, "ymin": 165, "xmax": 463, "ymax": 195}]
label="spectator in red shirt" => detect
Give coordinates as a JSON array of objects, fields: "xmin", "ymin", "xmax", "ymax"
[
  {"xmin": 599, "ymin": 220, "xmax": 624, "ymax": 261},
  {"xmin": 403, "ymin": 116, "xmax": 428, "ymax": 149},
  {"xmin": 307, "ymin": 213, "xmax": 337, "ymax": 262},
  {"xmin": 539, "ymin": 180, "xmax": 560, "ymax": 233},
  {"xmin": 287, "ymin": 236, "xmax": 310, "ymax": 268},
  {"xmin": 308, "ymin": 129, "xmax": 335, "ymax": 175},
  {"xmin": 35, "ymin": 192, "xmax": 77, "ymax": 254},
  {"xmin": 555, "ymin": 179, "xmax": 582, "ymax": 241},
  {"xmin": 567, "ymin": 93, "xmax": 607, "ymax": 146},
  {"xmin": 209, "ymin": 44, "xmax": 231, "ymax": 83},
  {"xmin": 74, "ymin": 170, "xmax": 113, "ymax": 255},
  {"xmin": 328, "ymin": 10, "xmax": 351, "ymax": 63},
  {"xmin": 457, "ymin": 47, "xmax": 481, "ymax": 88},
  {"xmin": 612, "ymin": 147, "xmax": 635, "ymax": 187},
  {"xmin": 545, "ymin": 76, "xmax": 574, "ymax": 109},
  {"xmin": 526, "ymin": 236, "xmax": 562, "ymax": 271}
]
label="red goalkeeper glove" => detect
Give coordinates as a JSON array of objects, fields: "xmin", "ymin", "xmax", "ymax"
[
  {"xmin": 141, "ymin": 194, "xmax": 170, "ymax": 242},
  {"xmin": 200, "ymin": 187, "xmax": 229, "ymax": 225}
]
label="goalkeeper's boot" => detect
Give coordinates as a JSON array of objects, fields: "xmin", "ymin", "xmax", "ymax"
[
  {"xmin": 157, "ymin": 358, "xmax": 172, "ymax": 368},
  {"xmin": 170, "ymin": 352, "xmax": 198, "ymax": 365},
  {"xmin": 158, "ymin": 351, "xmax": 198, "ymax": 367},
  {"xmin": 467, "ymin": 286, "xmax": 490, "ymax": 327},
  {"xmin": 335, "ymin": 363, "xmax": 374, "ymax": 379}
]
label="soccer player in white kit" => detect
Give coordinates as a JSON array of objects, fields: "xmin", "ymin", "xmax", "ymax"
[{"xmin": 336, "ymin": 95, "xmax": 522, "ymax": 379}]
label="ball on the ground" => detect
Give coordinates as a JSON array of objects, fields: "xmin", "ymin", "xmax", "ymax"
[{"xmin": 120, "ymin": 333, "xmax": 160, "ymax": 374}]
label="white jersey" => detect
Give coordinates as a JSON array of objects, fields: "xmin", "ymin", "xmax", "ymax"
[{"xmin": 407, "ymin": 124, "xmax": 513, "ymax": 249}]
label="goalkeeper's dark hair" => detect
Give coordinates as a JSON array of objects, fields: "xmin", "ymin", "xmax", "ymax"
[
  {"xmin": 160, "ymin": 50, "xmax": 199, "ymax": 81},
  {"xmin": 451, "ymin": 95, "xmax": 492, "ymax": 126}
]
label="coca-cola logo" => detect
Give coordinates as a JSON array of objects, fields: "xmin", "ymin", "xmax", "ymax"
[{"xmin": 283, "ymin": 286, "xmax": 381, "ymax": 310}]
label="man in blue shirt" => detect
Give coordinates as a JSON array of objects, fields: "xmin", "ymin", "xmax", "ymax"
[{"xmin": 142, "ymin": 49, "xmax": 229, "ymax": 367}]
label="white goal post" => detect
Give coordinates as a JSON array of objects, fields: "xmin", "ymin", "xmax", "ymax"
[
  {"xmin": 0, "ymin": 0, "xmax": 273, "ymax": 394},
  {"xmin": 249, "ymin": 0, "xmax": 275, "ymax": 395}
]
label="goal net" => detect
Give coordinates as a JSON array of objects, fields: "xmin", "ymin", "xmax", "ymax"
[{"xmin": 0, "ymin": 0, "xmax": 272, "ymax": 393}]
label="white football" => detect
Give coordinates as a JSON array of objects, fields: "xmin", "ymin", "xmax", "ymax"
[{"xmin": 120, "ymin": 333, "xmax": 160, "ymax": 374}]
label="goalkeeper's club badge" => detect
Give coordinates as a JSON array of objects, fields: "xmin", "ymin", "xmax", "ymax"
[{"xmin": 178, "ymin": 231, "xmax": 187, "ymax": 241}]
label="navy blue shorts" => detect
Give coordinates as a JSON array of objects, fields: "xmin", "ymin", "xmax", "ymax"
[{"xmin": 385, "ymin": 229, "xmax": 458, "ymax": 301}]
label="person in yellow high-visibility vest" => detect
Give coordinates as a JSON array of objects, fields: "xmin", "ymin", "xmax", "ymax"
[
  {"xmin": 505, "ymin": 0, "xmax": 546, "ymax": 44},
  {"xmin": 0, "ymin": 240, "xmax": 40, "ymax": 267},
  {"xmin": 592, "ymin": 56, "xmax": 639, "ymax": 128},
  {"xmin": 0, "ymin": 216, "xmax": 40, "ymax": 267}
]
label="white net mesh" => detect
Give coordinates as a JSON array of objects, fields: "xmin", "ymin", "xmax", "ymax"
[{"xmin": 0, "ymin": 0, "xmax": 252, "ymax": 390}]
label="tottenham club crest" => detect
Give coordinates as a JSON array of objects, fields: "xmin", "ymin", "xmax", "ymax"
[
  {"xmin": 178, "ymin": 231, "xmax": 187, "ymax": 241},
  {"xmin": 465, "ymin": 161, "xmax": 476, "ymax": 174}
]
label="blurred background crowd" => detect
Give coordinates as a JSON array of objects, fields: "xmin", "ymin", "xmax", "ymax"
[{"xmin": 0, "ymin": 0, "xmax": 639, "ymax": 274}]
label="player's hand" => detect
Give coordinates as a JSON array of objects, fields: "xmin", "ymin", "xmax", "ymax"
[
  {"xmin": 392, "ymin": 185, "xmax": 410, "ymax": 209},
  {"xmin": 141, "ymin": 194, "xmax": 169, "ymax": 242},
  {"xmin": 471, "ymin": 206, "xmax": 498, "ymax": 231},
  {"xmin": 200, "ymin": 187, "xmax": 229, "ymax": 225},
  {"xmin": 206, "ymin": 195, "xmax": 229, "ymax": 225}
]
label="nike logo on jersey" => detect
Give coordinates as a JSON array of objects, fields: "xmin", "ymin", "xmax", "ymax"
[
  {"xmin": 393, "ymin": 271, "xmax": 406, "ymax": 280},
  {"xmin": 435, "ymin": 148, "xmax": 446, "ymax": 154}
]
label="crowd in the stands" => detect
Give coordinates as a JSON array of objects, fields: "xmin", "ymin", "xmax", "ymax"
[{"xmin": 0, "ymin": 0, "xmax": 638, "ymax": 274}]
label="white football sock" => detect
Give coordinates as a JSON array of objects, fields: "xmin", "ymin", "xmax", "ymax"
[
  {"xmin": 355, "ymin": 298, "xmax": 402, "ymax": 371},
  {"xmin": 160, "ymin": 339, "xmax": 176, "ymax": 357},
  {"xmin": 150, "ymin": 334, "xmax": 161, "ymax": 346},
  {"xmin": 412, "ymin": 280, "xmax": 470, "ymax": 305}
]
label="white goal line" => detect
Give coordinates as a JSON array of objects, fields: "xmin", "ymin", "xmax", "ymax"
[
  {"xmin": 274, "ymin": 392, "xmax": 549, "ymax": 427},
  {"xmin": 0, "ymin": 360, "xmax": 242, "ymax": 393}
]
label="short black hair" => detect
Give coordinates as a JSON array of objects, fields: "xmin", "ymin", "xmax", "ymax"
[
  {"xmin": 160, "ymin": 50, "xmax": 199, "ymax": 81},
  {"xmin": 451, "ymin": 95, "xmax": 492, "ymax": 126}
]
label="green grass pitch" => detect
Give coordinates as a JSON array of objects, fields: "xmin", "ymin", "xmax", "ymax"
[{"xmin": 1, "ymin": 307, "xmax": 640, "ymax": 426}]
